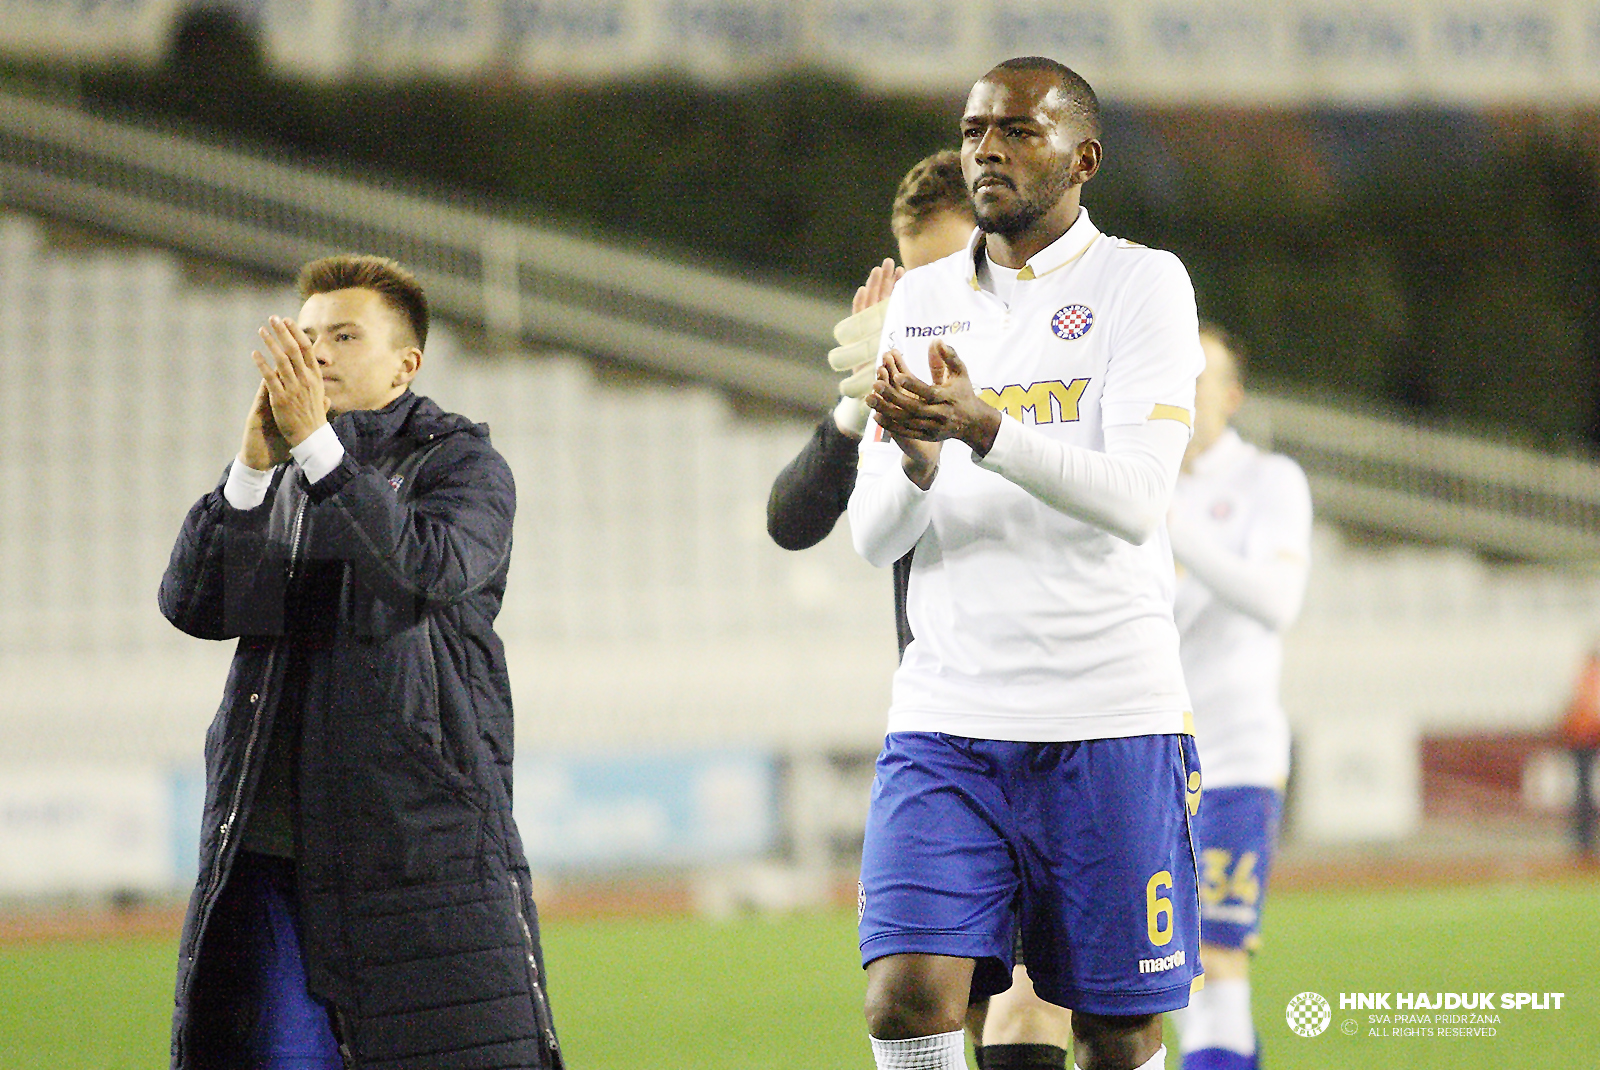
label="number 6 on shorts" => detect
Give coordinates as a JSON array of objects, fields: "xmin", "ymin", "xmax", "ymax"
[{"xmin": 1146, "ymin": 870, "xmax": 1174, "ymax": 946}]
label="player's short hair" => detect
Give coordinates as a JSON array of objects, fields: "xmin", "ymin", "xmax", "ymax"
[
  {"xmin": 1200, "ymin": 322, "xmax": 1247, "ymax": 384},
  {"xmin": 991, "ymin": 56, "xmax": 1101, "ymax": 139},
  {"xmin": 891, "ymin": 150, "xmax": 974, "ymax": 238},
  {"xmin": 297, "ymin": 254, "xmax": 429, "ymax": 349}
]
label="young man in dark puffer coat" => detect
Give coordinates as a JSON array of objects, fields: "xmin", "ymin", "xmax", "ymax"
[{"xmin": 159, "ymin": 254, "xmax": 562, "ymax": 1070}]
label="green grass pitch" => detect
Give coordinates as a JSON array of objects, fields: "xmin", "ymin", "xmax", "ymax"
[{"xmin": 2, "ymin": 880, "xmax": 1594, "ymax": 1069}]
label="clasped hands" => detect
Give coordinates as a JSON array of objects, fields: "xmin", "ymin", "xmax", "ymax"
[
  {"xmin": 238, "ymin": 316, "xmax": 330, "ymax": 471},
  {"xmin": 866, "ymin": 341, "xmax": 1002, "ymax": 490}
]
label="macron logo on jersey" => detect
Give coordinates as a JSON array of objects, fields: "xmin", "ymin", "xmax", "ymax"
[
  {"xmin": 979, "ymin": 378, "xmax": 1090, "ymax": 425},
  {"xmin": 905, "ymin": 320, "xmax": 972, "ymax": 338}
]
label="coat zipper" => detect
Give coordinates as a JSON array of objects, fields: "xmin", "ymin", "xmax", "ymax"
[
  {"xmin": 511, "ymin": 872, "xmax": 561, "ymax": 1064},
  {"xmin": 200, "ymin": 495, "xmax": 310, "ymax": 907},
  {"xmin": 335, "ymin": 1008, "xmax": 356, "ymax": 1069},
  {"xmin": 178, "ymin": 494, "xmax": 309, "ymax": 1069}
]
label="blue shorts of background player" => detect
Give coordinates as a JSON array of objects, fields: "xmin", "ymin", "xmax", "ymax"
[
  {"xmin": 859, "ymin": 732, "xmax": 1205, "ymax": 1016},
  {"xmin": 1191, "ymin": 787, "xmax": 1283, "ymax": 951}
]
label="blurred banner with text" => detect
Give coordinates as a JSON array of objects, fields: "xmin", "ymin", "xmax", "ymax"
[
  {"xmin": 4, "ymin": 0, "xmax": 1600, "ymax": 105},
  {"xmin": 0, "ymin": 752, "xmax": 780, "ymax": 896}
]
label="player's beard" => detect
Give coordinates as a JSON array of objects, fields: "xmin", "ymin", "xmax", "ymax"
[{"xmin": 974, "ymin": 158, "xmax": 1075, "ymax": 238}]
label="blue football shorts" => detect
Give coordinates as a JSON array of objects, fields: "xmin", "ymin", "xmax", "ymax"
[
  {"xmin": 1191, "ymin": 786, "xmax": 1283, "ymax": 952},
  {"xmin": 858, "ymin": 731, "xmax": 1204, "ymax": 1016},
  {"xmin": 232, "ymin": 852, "xmax": 344, "ymax": 1070}
]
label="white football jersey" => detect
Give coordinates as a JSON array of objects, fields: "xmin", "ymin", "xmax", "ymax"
[
  {"xmin": 852, "ymin": 210, "xmax": 1204, "ymax": 742},
  {"xmin": 1172, "ymin": 429, "xmax": 1312, "ymax": 787}
]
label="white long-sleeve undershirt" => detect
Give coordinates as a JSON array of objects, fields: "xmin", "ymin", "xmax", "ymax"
[
  {"xmin": 1167, "ymin": 509, "xmax": 1308, "ymax": 632},
  {"xmin": 223, "ymin": 423, "xmax": 345, "ymax": 510},
  {"xmin": 848, "ymin": 448, "xmax": 934, "ymax": 567},
  {"xmin": 849, "ymin": 416, "xmax": 1190, "ymax": 566},
  {"xmin": 975, "ymin": 416, "xmax": 1191, "ymax": 545}
]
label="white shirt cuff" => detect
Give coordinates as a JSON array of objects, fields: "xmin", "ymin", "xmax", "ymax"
[
  {"xmin": 290, "ymin": 423, "xmax": 345, "ymax": 485},
  {"xmin": 223, "ymin": 460, "xmax": 275, "ymax": 511},
  {"xmin": 972, "ymin": 413, "xmax": 1022, "ymax": 471},
  {"xmin": 833, "ymin": 395, "xmax": 870, "ymax": 438}
]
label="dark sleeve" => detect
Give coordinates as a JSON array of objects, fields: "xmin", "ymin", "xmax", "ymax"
[
  {"xmin": 157, "ymin": 465, "xmax": 288, "ymax": 641},
  {"xmin": 767, "ymin": 417, "xmax": 861, "ymax": 551},
  {"xmin": 892, "ymin": 551, "xmax": 914, "ymax": 660},
  {"xmin": 303, "ymin": 433, "xmax": 515, "ymax": 609}
]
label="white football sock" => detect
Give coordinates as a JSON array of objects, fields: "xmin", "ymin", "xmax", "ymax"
[
  {"xmin": 1178, "ymin": 977, "xmax": 1255, "ymax": 1054},
  {"xmin": 870, "ymin": 1030, "xmax": 967, "ymax": 1069},
  {"xmin": 1074, "ymin": 1043, "xmax": 1166, "ymax": 1070}
]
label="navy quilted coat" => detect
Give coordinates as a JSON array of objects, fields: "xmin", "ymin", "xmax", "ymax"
[{"xmin": 158, "ymin": 391, "xmax": 562, "ymax": 1070}]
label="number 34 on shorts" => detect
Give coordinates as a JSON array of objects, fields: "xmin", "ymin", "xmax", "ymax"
[{"xmin": 1199, "ymin": 849, "xmax": 1260, "ymax": 909}]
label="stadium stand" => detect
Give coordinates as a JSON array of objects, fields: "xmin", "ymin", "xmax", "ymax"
[
  {"xmin": 4, "ymin": 211, "xmax": 1599, "ymax": 854},
  {"xmin": 0, "ymin": 213, "xmax": 898, "ymax": 773},
  {"xmin": 5, "ymin": 89, "xmax": 1600, "ymax": 891},
  {"xmin": 7, "ymin": 87, "xmax": 1600, "ymax": 562}
]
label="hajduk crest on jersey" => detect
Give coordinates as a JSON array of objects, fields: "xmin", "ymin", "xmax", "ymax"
[{"xmin": 1051, "ymin": 304, "xmax": 1094, "ymax": 341}]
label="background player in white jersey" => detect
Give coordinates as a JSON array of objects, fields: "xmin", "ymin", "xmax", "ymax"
[
  {"xmin": 1168, "ymin": 328, "xmax": 1312, "ymax": 1070},
  {"xmin": 850, "ymin": 57, "xmax": 1206, "ymax": 1070},
  {"xmin": 767, "ymin": 151, "xmax": 1075, "ymax": 1070}
]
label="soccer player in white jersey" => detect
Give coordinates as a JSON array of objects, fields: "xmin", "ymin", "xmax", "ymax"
[
  {"xmin": 849, "ymin": 57, "xmax": 1206, "ymax": 1070},
  {"xmin": 768, "ymin": 151, "xmax": 1076, "ymax": 1070},
  {"xmin": 1169, "ymin": 328, "xmax": 1312, "ymax": 1070}
]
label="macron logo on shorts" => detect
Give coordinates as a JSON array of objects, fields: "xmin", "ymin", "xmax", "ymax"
[{"xmin": 1138, "ymin": 948, "xmax": 1186, "ymax": 974}]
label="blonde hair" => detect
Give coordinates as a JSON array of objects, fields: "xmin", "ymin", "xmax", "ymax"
[
  {"xmin": 1199, "ymin": 322, "xmax": 1247, "ymax": 384},
  {"xmin": 297, "ymin": 254, "xmax": 429, "ymax": 348}
]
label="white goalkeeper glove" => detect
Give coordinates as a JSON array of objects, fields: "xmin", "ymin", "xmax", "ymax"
[
  {"xmin": 828, "ymin": 299, "xmax": 887, "ymax": 437},
  {"xmin": 827, "ymin": 259, "xmax": 905, "ymax": 438}
]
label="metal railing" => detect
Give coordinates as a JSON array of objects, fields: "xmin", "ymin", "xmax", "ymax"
[
  {"xmin": 0, "ymin": 88, "xmax": 841, "ymax": 409},
  {"xmin": 6, "ymin": 86, "xmax": 1600, "ymax": 561},
  {"xmin": 1246, "ymin": 397, "xmax": 1600, "ymax": 561}
]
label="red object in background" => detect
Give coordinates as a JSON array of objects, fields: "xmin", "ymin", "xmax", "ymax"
[
  {"xmin": 1419, "ymin": 733, "xmax": 1551, "ymax": 820},
  {"xmin": 1560, "ymin": 654, "xmax": 1600, "ymax": 749}
]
